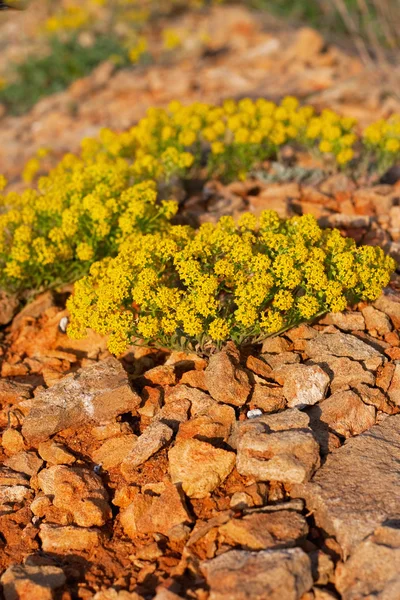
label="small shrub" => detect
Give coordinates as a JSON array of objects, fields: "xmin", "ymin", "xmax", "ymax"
[
  {"xmin": 67, "ymin": 211, "xmax": 396, "ymax": 355},
  {"xmin": 1, "ymin": 97, "xmax": 399, "ymax": 293}
]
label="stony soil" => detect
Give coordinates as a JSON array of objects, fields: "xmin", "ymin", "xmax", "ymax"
[
  {"xmin": 1, "ymin": 283, "xmax": 400, "ymax": 600},
  {"xmin": 1, "ymin": 3, "xmax": 400, "ymax": 600},
  {"xmin": 2, "ymin": 5, "xmax": 400, "ymax": 183}
]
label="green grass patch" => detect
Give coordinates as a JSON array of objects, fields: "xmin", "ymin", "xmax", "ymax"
[{"xmin": 0, "ymin": 34, "xmax": 130, "ymax": 116}]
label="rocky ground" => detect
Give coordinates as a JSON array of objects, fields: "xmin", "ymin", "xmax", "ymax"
[
  {"xmin": 1, "ymin": 284, "xmax": 400, "ymax": 600},
  {"xmin": 1, "ymin": 3, "xmax": 400, "ymax": 600},
  {"xmin": 2, "ymin": 5, "xmax": 400, "ymax": 182}
]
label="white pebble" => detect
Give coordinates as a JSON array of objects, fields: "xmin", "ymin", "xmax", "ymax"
[
  {"xmin": 58, "ymin": 316, "xmax": 69, "ymax": 333},
  {"xmin": 247, "ymin": 409, "xmax": 263, "ymax": 419}
]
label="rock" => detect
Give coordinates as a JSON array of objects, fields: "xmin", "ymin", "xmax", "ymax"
[
  {"xmin": 0, "ymin": 485, "xmax": 30, "ymax": 504},
  {"xmin": 22, "ymin": 357, "xmax": 141, "ymax": 443},
  {"xmin": 38, "ymin": 441, "xmax": 76, "ymax": 465},
  {"xmin": 264, "ymin": 352, "xmax": 301, "ymax": 371},
  {"xmin": 120, "ymin": 422, "xmax": 173, "ymax": 479},
  {"xmin": 236, "ymin": 415, "xmax": 320, "ymax": 484},
  {"xmin": 176, "ymin": 414, "xmax": 233, "ymax": 443},
  {"xmin": 180, "ymin": 368, "xmax": 207, "ymax": 389},
  {"xmin": 168, "ymin": 438, "xmax": 236, "ymax": 498},
  {"xmin": 143, "ymin": 364, "xmax": 177, "ymax": 386},
  {"xmin": 165, "ymin": 350, "xmax": 207, "ymax": 371},
  {"xmin": 318, "ymin": 311, "xmax": 365, "ymax": 332},
  {"xmin": 4, "ymin": 451, "xmax": 43, "ymax": 476},
  {"xmin": 336, "ymin": 524, "xmax": 400, "ymax": 600},
  {"xmin": 0, "ymin": 290, "xmax": 19, "ymax": 326},
  {"xmin": 309, "ymin": 390, "xmax": 376, "ymax": 438},
  {"xmin": 376, "ymin": 362, "xmax": 395, "ymax": 392},
  {"xmin": 274, "ymin": 364, "xmax": 330, "ymax": 408},
  {"xmin": 374, "ymin": 289, "xmax": 400, "ymax": 328},
  {"xmin": 38, "ymin": 465, "xmax": 111, "ymax": 527},
  {"xmin": 292, "ymin": 414, "xmax": 400, "ymax": 558},
  {"xmin": 30, "ymin": 495, "xmax": 52, "ymax": 517},
  {"xmin": 354, "ymin": 383, "xmax": 398, "ymax": 414},
  {"xmin": 0, "ymin": 466, "xmax": 30, "ymax": 486},
  {"xmin": 219, "ymin": 510, "xmax": 308, "ymax": 550},
  {"xmin": 253, "ymin": 408, "xmax": 310, "ymax": 432},
  {"xmin": 92, "ymin": 435, "xmax": 138, "ymax": 470},
  {"xmin": 138, "ymin": 386, "xmax": 162, "ymax": 418},
  {"xmin": 153, "ymin": 398, "xmax": 190, "ymax": 431},
  {"xmin": 1, "ymin": 429, "xmax": 25, "ymax": 455},
  {"xmin": 246, "ymin": 355, "xmax": 273, "ymax": 379},
  {"xmin": 94, "ymin": 590, "xmax": 141, "ymax": 600},
  {"xmin": 153, "ymin": 590, "xmax": 185, "ymax": 600},
  {"xmin": 201, "ymin": 547, "xmax": 313, "ymax": 600},
  {"xmin": 362, "ymin": 306, "xmax": 392, "ymax": 336},
  {"xmin": 39, "ymin": 523, "xmax": 102, "ymax": 552},
  {"xmin": 250, "ymin": 383, "xmax": 286, "ymax": 413},
  {"xmin": 388, "ymin": 363, "xmax": 400, "ymax": 406},
  {"xmin": 308, "ymin": 355, "xmax": 375, "ymax": 393},
  {"xmin": 91, "ymin": 421, "xmax": 133, "ymax": 440},
  {"xmin": 205, "ymin": 342, "xmax": 251, "ymax": 406},
  {"xmin": 11, "ymin": 291, "xmax": 54, "ymax": 331},
  {"xmin": 261, "ymin": 337, "xmax": 290, "ymax": 354},
  {"xmin": 1, "ymin": 563, "xmax": 66, "ymax": 600},
  {"xmin": 0, "ymin": 379, "xmax": 32, "ymax": 404},
  {"xmin": 305, "ymin": 332, "xmax": 382, "ymax": 361},
  {"xmin": 120, "ymin": 481, "xmax": 192, "ymax": 538}
]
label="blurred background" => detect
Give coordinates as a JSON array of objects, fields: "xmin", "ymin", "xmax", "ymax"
[{"xmin": 1, "ymin": 0, "xmax": 400, "ymax": 180}]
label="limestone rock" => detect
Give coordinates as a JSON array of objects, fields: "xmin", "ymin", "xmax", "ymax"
[
  {"xmin": 168, "ymin": 438, "xmax": 236, "ymax": 498},
  {"xmin": 38, "ymin": 465, "xmax": 111, "ymax": 527},
  {"xmin": 205, "ymin": 343, "xmax": 251, "ymax": 406},
  {"xmin": 309, "ymin": 390, "xmax": 376, "ymax": 438},
  {"xmin": 120, "ymin": 422, "xmax": 173, "ymax": 479},
  {"xmin": 274, "ymin": 364, "xmax": 330, "ymax": 408},
  {"xmin": 39, "ymin": 523, "xmax": 102, "ymax": 552},
  {"xmin": 120, "ymin": 481, "xmax": 192, "ymax": 538},
  {"xmin": 305, "ymin": 332, "xmax": 382, "ymax": 361},
  {"xmin": 4, "ymin": 451, "xmax": 43, "ymax": 476},
  {"xmin": 236, "ymin": 415, "xmax": 320, "ymax": 484},
  {"xmin": 38, "ymin": 441, "xmax": 76, "ymax": 465},
  {"xmin": 219, "ymin": 510, "xmax": 308, "ymax": 550},
  {"xmin": 374, "ymin": 289, "xmax": 400, "ymax": 328},
  {"xmin": 336, "ymin": 525, "xmax": 400, "ymax": 599},
  {"xmin": 22, "ymin": 357, "xmax": 141, "ymax": 443},
  {"xmin": 308, "ymin": 355, "xmax": 375, "ymax": 393},
  {"xmin": 0, "ymin": 485, "xmax": 31, "ymax": 504},
  {"xmin": 0, "ymin": 290, "xmax": 19, "ymax": 326},
  {"xmin": 1, "ymin": 428, "xmax": 26, "ymax": 455},
  {"xmin": 201, "ymin": 547, "xmax": 313, "ymax": 600},
  {"xmin": 354, "ymin": 383, "xmax": 398, "ymax": 414},
  {"xmin": 292, "ymin": 414, "xmax": 400, "ymax": 558},
  {"xmin": 318, "ymin": 311, "xmax": 365, "ymax": 332},
  {"xmin": 93, "ymin": 435, "xmax": 138, "ymax": 470},
  {"xmin": 1, "ymin": 563, "xmax": 66, "ymax": 600},
  {"xmin": 362, "ymin": 305, "xmax": 392, "ymax": 336},
  {"xmin": 388, "ymin": 363, "xmax": 400, "ymax": 406},
  {"xmin": 251, "ymin": 383, "xmax": 286, "ymax": 413}
]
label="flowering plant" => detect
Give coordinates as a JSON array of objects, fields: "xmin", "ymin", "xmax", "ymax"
[
  {"xmin": 1, "ymin": 97, "xmax": 399, "ymax": 292},
  {"xmin": 67, "ymin": 211, "xmax": 396, "ymax": 355}
]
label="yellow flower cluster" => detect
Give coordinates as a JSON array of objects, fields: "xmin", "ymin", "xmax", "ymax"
[
  {"xmin": 67, "ymin": 211, "xmax": 396, "ymax": 355},
  {"xmin": 0, "ymin": 155, "xmax": 176, "ymax": 290},
  {"xmin": 305, "ymin": 108, "xmax": 357, "ymax": 165},
  {"xmin": 363, "ymin": 116, "xmax": 400, "ymax": 174},
  {"xmin": 2, "ymin": 97, "xmax": 399, "ymax": 292}
]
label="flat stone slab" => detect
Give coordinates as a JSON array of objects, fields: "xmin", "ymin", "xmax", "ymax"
[{"xmin": 292, "ymin": 414, "xmax": 400, "ymax": 558}]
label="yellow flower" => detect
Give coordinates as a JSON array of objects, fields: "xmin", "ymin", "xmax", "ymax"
[
  {"xmin": 385, "ymin": 138, "xmax": 400, "ymax": 153},
  {"xmin": 208, "ymin": 318, "xmax": 230, "ymax": 341},
  {"xmin": 76, "ymin": 243, "xmax": 94, "ymax": 262}
]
